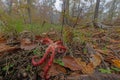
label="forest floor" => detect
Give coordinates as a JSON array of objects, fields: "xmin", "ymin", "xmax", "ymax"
[{"xmin": 0, "ymin": 26, "xmax": 120, "ymax": 80}]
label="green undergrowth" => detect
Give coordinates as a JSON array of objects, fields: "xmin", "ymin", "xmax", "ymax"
[
  {"xmin": 63, "ymin": 26, "xmax": 93, "ymax": 46},
  {"xmin": 0, "ymin": 11, "xmax": 61, "ymax": 35},
  {"xmin": 0, "ymin": 19, "xmax": 61, "ymax": 35}
]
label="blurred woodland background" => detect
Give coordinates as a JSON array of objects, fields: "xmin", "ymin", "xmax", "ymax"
[{"xmin": 0, "ymin": 0, "xmax": 120, "ymax": 33}]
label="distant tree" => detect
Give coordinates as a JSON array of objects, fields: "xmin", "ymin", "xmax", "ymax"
[
  {"xmin": 108, "ymin": 0, "xmax": 117, "ymax": 23},
  {"xmin": 93, "ymin": 0, "xmax": 100, "ymax": 28},
  {"xmin": 6, "ymin": 0, "xmax": 13, "ymax": 15},
  {"xmin": 27, "ymin": 0, "xmax": 32, "ymax": 24},
  {"xmin": 62, "ymin": 0, "xmax": 69, "ymax": 25}
]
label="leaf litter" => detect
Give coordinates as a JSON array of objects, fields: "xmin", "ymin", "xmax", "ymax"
[{"xmin": 0, "ymin": 27, "xmax": 120, "ymax": 80}]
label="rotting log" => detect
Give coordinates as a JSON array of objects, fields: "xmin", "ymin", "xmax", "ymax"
[
  {"xmin": 97, "ymin": 22, "xmax": 113, "ymax": 29},
  {"xmin": 67, "ymin": 73, "xmax": 120, "ymax": 80}
]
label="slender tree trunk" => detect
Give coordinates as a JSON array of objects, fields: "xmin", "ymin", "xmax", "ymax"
[
  {"xmin": 27, "ymin": 0, "xmax": 32, "ymax": 24},
  {"xmin": 62, "ymin": 0, "xmax": 66, "ymax": 25},
  {"xmin": 60, "ymin": 2, "xmax": 66, "ymax": 40},
  {"xmin": 109, "ymin": 0, "xmax": 116, "ymax": 23},
  {"xmin": 71, "ymin": 1, "xmax": 75, "ymax": 17},
  {"xmin": 65, "ymin": 0, "xmax": 69, "ymax": 24},
  {"xmin": 6, "ymin": 0, "xmax": 13, "ymax": 15},
  {"xmin": 18, "ymin": 0, "xmax": 27, "ymax": 24},
  {"xmin": 93, "ymin": 0, "xmax": 100, "ymax": 28},
  {"xmin": 72, "ymin": 1, "xmax": 82, "ymax": 28},
  {"xmin": 63, "ymin": 0, "xmax": 69, "ymax": 25}
]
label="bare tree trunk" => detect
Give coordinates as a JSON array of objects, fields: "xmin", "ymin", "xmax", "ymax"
[
  {"xmin": 71, "ymin": 1, "xmax": 75, "ymax": 17},
  {"xmin": 62, "ymin": 0, "xmax": 66, "ymax": 25},
  {"xmin": 108, "ymin": 0, "xmax": 116, "ymax": 23},
  {"xmin": 27, "ymin": 0, "xmax": 32, "ymax": 24},
  {"xmin": 63, "ymin": 0, "xmax": 69, "ymax": 25},
  {"xmin": 6, "ymin": 0, "xmax": 13, "ymax": 15},
  {"xmin": 72, "ymin": 9, "xmax": 82, "ymax": 28},
  {"xmin": 61, "ymin": 2, "xmax": 65, "ymax": 39},
  {"xmin": 18, "ymin": 0, "xmax": 27, "ymax": 24},
  {"xmin": 72, "ymin": 1, "xmax": 82, "ymax": 28},
  {"xmin": 50, "ymin": 10, "xmax": 53, "ymax": 24},
  {"xmin": 65, "ymin": 0, "xmax": 69, "ymax": 24},
  {"xmin": 93, "ymin": 0, "xmax": 100, "ymax": 28}
]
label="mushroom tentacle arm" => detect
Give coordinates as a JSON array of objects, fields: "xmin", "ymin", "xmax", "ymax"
[
  {"xmin": 32, "ymin": 47, "xmax": 51, "ymax": 66},
  {"xmin": 44, "ymin": 47, "xmax": 55, "ymax": 79},
  {"xmin": 57, "ymin": 45, "xmax": 66, "ymax": 53}
]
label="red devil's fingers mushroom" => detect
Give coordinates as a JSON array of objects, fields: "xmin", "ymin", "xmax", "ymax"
[{"xmin": 32, "ymin": 38, "xmax": 66, "ymax": 80}]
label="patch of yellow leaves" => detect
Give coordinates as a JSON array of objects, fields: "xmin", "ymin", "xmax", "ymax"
[
  {"xmin": 75, "ymin": 58, "xmax": 94, "ymax": 74},
  {"xmin": 111, "ymin": 59, "xmax": 120, "ymax": 68}
]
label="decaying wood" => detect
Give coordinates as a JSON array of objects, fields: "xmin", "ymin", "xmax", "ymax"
[
  {"xmin": 96, "ymin": 22, "xmax": 113, "ymax": 29},
  {"xmin": 67, "ymin": 74, "xmax": 120, "ymax": 80},
  {"xmin": 85, "ymin": 43, "xmax": 110, "ymax": 69}
]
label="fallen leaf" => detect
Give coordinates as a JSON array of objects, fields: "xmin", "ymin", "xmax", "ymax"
[
  {"xmin": 107, "ymin": 45, "xmax": 120, "ymax": 51},
  {"xmin": 0, "ymin": 36, "xmax": 6, "ymax": 43},
  {"xmin": 111, "ymin": 59, "xmax": 120, "ymax": 68},
  {"xmin": 85, "ymin": 43, "xmax": 102, "ymax": 68},
  {"xmin": 92, "ymin": 32, "xmax": 105, "ymax": 38},
  {"xmin": 21, "ymin": 38, "xmax": 32, "ymax": 45},
  {"xmin": 104, "ymin": 55, "xmax": 117, "ymax": 62},
  {"xmin": 0, "ymin": 44, "xmax": 19, "ymax": 56},
  {"xmin": 109, "ymin": 38, "xmax": 120, "ymax": 44},
  {"xmin": 95, "ymin": 49, "xmax": 112, "ymax": 55},
  {"xmin": 75, "ymin": 58, "xmax": 94, "ymax": 74},
  {"xmin": 20, "ymin": 38, "xmax": 37, "ymax": 50},
  {"xmin": 83, "ymin": 63, "xmax": 94, "ymax": 74},
  {"xmin": 90, "ymin": 53, "xmax": 102, "ymax": 68},
  {"xmin": 35, "ymin": 35, "xmax": 42, "ymax": 42},
  {"xmin": 48, "ymin": 63, "xmax": 66, "ymax": 76},
  {"xmin": 62, "ymin": 56, "xmax": 81, "ymax": 71}
]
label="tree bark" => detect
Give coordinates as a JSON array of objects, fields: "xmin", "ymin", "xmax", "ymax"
[
  {"xmin": 93, "ymin": 0, "xmax": 100, "ymax": 28},
  {"xmin": 62, "ymin": 0, "xmax": 69, "ymax": 25},
  {"xmin": 6, "ymin": 0, "xmax": 13, "ymax": 15},
  {"xmin": 72, "ymin": 0, "xmax": 81, "ymax": 28},
  {"xmin": 27, "ymin": 0, "xmax": 32, "ymax": 24},
  {"xmin": 108, "ymin": 0, "xmax": 116, "ymax": 23}
]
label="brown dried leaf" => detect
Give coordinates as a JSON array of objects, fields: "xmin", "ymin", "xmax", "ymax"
[
  {"xmin": 35, "ymin": 35, "xmax": 42, "ymax": 42},
  {"xmin": 21, "ymin": 38, "xmax": 32, "ymax": 45},
  {"xmin": 104, "ymin": 55, "xmax": 117, "ymax": 62},
  {"xmin": 75, "ymin": 58, "xmax": 94, "ymax": 74},
  {"xmin": 20, "ymin": 38, "xmax": 37, "ymax": 50},
  {"xmin": 111, "ymin": 59, "xmax": 120, "ymax": 68},
  {"xmin": 62, "ymin": 56, "xmax": 81, "ymax": 71},
  {"xmin": 0, "ymin": 44, "xmax": 19, "ymax": 56},
  {"xmin": 90, "ymin": 53, "xmax": 102, "ymax": 68},
  {"xmin": 109, "ymin": 38, "xmax": 120, "ymax": 44},
  {"xmin": 0, "ymin": 36, "xmax": 6, "ymax": 43},
  {"xmin": 95, "ymin": 49, "xmax": 111, "ymax": 55},
  {"xmin": 82, "ymin": 63, "xmax": 94, "ymax": 74},
  {"xmin": 107, "ymin": 45, "xmax": 120, "ymax": 51},
  {"xmin": 92, "ymin": 32, "xmax": 105, "ymax": 38},
  {"xmin": 48, "ymin": 63, "xmax": 66, "ymax": 76}
]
